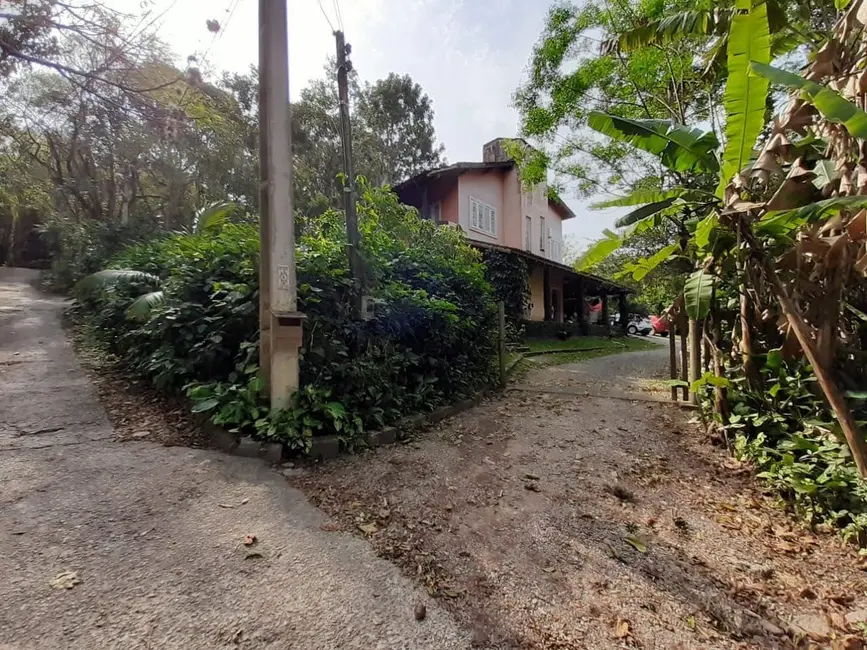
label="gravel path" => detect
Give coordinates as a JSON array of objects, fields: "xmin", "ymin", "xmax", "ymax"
[
  {"xmin": 517, "ymin": 339, "xmax": 676, "ymax": 402},
  {"xmin": 0, "ymin": 269, "xmax": 468, "ymax": 650}
]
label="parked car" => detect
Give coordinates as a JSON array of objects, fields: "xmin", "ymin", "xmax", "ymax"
[
  {"xmin": 610, "ymin": 314, "xmax": 653, "ymax": 336},
  {"xmin": 626, "ymin": 316, "xmax": 653, "ymax": 336},
  {"xmin": 650, "ymin": 314, "xmax": 670, "ymax": 336}
]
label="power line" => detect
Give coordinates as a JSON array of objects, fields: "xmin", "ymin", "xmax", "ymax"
[
  {"xmin": 317, "ymin": 0, "xmax": 336, "ymax": 32},
  {"xmin": 332, "ymin": 0, "xmax": 344, "ymax": 31}
]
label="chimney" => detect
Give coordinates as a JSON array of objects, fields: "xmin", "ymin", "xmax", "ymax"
[{"xmin": 482, "ymin": 137, "xmax": 531, "ymax": 163}]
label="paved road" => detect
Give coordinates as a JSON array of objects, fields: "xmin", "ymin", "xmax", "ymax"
[{"xmin": 0, "ymin": 269, "xmax": 468, "ymax": 650}]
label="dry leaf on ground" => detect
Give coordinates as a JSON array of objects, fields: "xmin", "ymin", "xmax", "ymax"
[
  {"xmin": 614, "ymin": 617, "xmax": 631, "ymax": 639},
  {"xmin": 50, "ymin": 571, "xmax": 81, "ymax": 590},
  {"xmin": 242, "ymin": 534, "xmax": 257, "ymax": 546}
]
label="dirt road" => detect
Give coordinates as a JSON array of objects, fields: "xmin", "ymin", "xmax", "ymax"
[
  {"xmin": 295, "ymin": 347, "xmax": 867, "ymax": 649},
  {"xmin": 0, "ymin": 269, "xmax": 468, "ymax": 650}
]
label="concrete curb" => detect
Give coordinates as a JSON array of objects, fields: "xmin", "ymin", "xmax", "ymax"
[
  {"xmin": 199, "ymin": 394, "xmax": 491, "ymax": 463},
  {"xmin": 201, "ymin": 420, "xmax": 282, "ymax": 463},
  {"xmin": 308, "ymin": 394, "xmax": 487, "ymax": 461}
]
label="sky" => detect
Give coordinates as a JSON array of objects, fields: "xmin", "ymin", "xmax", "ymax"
[{"xmin": 120, "ymin": 0, "xmax": 625, "ymax": 250}]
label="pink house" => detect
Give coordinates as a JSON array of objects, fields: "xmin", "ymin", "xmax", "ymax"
[{"xmin": 393, "ymin": 137, "xmax": 628, "ymax": 325}]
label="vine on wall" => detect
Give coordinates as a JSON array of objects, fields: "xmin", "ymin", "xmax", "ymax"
[{"xmin": 482, "ymin": 249, "xmax": 531, "ymax": 323}]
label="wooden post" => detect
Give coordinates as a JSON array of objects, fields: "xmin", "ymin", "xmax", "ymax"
[
  {"xmin": 618, "ymin": 293, "xmax": 628, "ymax": 335},
  {"xmin": 257, "ymin": 0, "xmax": 271, "ymax": 395},
  {"xmin": 335, "ymin": 29, "xmax": 363, "ymax": 318},
  {"xmin": 601, "ymin": 293, "xmax": 609, "ymax": 334},
  {"xmin": 679, "ymin": 312, "xmax": 689, "ymax": 400},
  {"xmin": 712, "ymin": 309, "xmax": 729, "ymax": 422},
  {"xmin": 576, "ymin": 278, "xmax": 587, "ymax": 335},
  {"xmin": 669, "ymin": 327, "xmax": 678, "ymax": 401},
  {"xmin": 498, "ymin": 301, "xmax": 506, "ymax": 387},
  {"xmin": 688, "ymin": 318, "xmax": 700, "ymax": 403},
  {"xmin": 543, "ymin": 266, "xmax": 552, "ymax": 321}
]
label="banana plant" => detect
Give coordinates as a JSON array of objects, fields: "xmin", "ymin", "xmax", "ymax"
[
  {"xmin": 578, "ymin": 0, "xmax": 771, "ymax": 324},
  {"xmin": 74, "ymin": 269, "xmax": 165, "ymax": 321}
]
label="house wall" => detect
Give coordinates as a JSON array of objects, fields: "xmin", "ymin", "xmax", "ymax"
[
  {"xmin": 526, "ymin": 264, "xmax": 565, "ymax": 322},
  {"xmin": 528, "ymin": 264, "xmax": 545, "ymax": 321},
  {"xmin": 426, "ymin": 177, "xmax": 459, "ymax": 224},
  {"xmin": 501, "ymin": 167, "xmax": 523, "ymax": 250},
  {"xmin": 457, "ymin": 170, "xmax": 506, "ymax": 245},
  {"xmin": 519, "ymin": 181, "xmax": 565, "ymax": 263}
]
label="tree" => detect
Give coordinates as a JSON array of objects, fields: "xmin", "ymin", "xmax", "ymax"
[
  {"xmin": 219, "ymin": 62, "xmax": 446, "ymax": 221},
  {"xmin": 513, "ymin": 0, "xmax": 723, "ymax": 200},
  {"xmin": 579, "ymin": 0, "xmax": 867, "ymax": 477},
  {"xmin": 356, "ymin": 73, "xmax": 445, "ymax": 185}
]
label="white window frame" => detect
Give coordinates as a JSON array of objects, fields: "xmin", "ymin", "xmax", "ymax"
[
  {"xmin": 469, "ymin": 196, "xmax": 497, "ymax": 237},
  {"xmin": 539, "ymin": 215, "xmax": 546, "ymax": 251},
  {"xmin": 429, "ymin": 201, "xmax": 442, "ymax": 221}
]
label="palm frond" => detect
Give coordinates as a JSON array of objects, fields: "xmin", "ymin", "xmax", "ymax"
[
  {"xmin": 193, "ymin": 201, "xmax": 247, "ymax": 234},
  {"xmin": 126, "ymin": 291, "xmax": 166, "ymax": 321},
  {"xmin": 75, "ymin": 269, "xmax": 161, "ymax": 293}
]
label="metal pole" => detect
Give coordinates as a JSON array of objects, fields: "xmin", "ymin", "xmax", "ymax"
[
  {"xmin": 335, "ymin": 30, "xmax": 363, "ymax": 318},
  {"xmin": 261, "ymin": 0, "xmax": 303, "ymax": 409},
  {"xmin": 257, "ymin": 0, "xmax": 271, "ymax": 395}
]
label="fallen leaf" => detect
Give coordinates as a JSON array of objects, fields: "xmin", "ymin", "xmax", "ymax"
[
  {"xmin": 218, "ymin": 503, "xmax": 234, "ymax": 509},
  {"xmin": 835, "ymin": 635, "xmax": 864, "ymax": 650},
  {"xmin": 242, "ymin": 534, "xmax": 257, "ymax": 546},
  {"xmin": 686, "ymin": 615, "xmax": 696, "ymax": 630},
  {"xmin": 625, "ymin": 535, "xmax": 647, "ymax": 553},
  {"xmin": 358, "ymin": 522, "xmax": 378, "ymax": 534},
  {"xmin": 799, "ymin": 587, "xmax": 818, "ymax": 600},
  {"xmin": 244, "ymin": 552, "xmax": 263, "ymax": 560},
  {"xmin": 320, "ymin": 522, "xmax": 340, "ymax": 532},
  {"xmin": 614, "ymin": 618, "xmax": 631, "ymax": 639},
  {"xmin": 414, "ymin": 603, "xmax": 427, "ymax": 621},
  {"xmin": 241, "ymin": 498, "xmax": 249, "ymax": 505},
  {"xmin": 524, "ymin": 483, "xmax": 541, "ymax": 492},
  {"xmin": 524, "ymin": 472, "xmax": 540, "ymax": 480},
  {"xmin": 442, "ymin": 589, "xmax": 460, "ymax": 598},
  {"xmin": 50, "ymin": 571, "xmax": 81, "ymax": 590},
  {"xmin": 542, "ymin": 567, "xmax": 557, "ymax": 573}
]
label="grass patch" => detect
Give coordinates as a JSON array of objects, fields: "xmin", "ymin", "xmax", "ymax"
[
  {"xmin": 524, "ymin": 336, "xmax": 657, "ymax": 353},
  {"xmin": 528, "ymin": 336, "xmax": 658, "ymax": 367}
]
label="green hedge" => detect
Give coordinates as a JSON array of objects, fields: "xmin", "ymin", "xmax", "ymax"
[{"xmin": 73, "ymin": 186, "xmax": 498, "ymax": 452}]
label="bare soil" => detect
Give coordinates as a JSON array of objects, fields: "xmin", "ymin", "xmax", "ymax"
[{"xmin": 293, "ymin": 362, "xmax": 867, "ymax": 649}]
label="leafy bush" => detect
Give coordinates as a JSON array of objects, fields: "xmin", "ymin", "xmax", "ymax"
[
  {"xmin": 719, "ymin": 360, "xmax": 867, "ymax": 543},
  {"xmin": 73, "ymin": 186, "xmax": 497, "ymax": 451},
  {"xmin": 42, "ymin": 217, "xmax": 164, "ymax": 292}
]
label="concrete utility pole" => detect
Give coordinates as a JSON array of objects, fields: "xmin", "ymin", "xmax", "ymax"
[
  {"xmin": 334, "ymin": 29, "xmax": 363, "ymax": 317},
  {"xmin": 257, "ymin": 0, "xmax": 271, "ymax": 394},
  {"xmin": 259, "ymin": 0, "xmax": 303, "ymax": 409}
]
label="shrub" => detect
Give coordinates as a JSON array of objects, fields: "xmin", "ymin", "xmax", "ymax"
[
  {"xmin": 717, "ymin": 360, "xmax": 867, "ymax": 544},
  {"xmin": 73, "ymin": 185, "xmax": 497, "ymax": 451}
]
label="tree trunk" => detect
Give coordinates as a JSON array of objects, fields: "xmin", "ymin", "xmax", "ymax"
[
  {"xmin": 760, "ymin": 253, "xmax": 867, "ymax": 478},
  {"xmin": 737, "ymin": 229, "xmax": 761, "ymax": 388}
]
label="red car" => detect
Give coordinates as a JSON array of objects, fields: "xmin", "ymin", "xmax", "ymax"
[{"xmin": 650, "ymin": 315, "xmax": 670, "ymax": 336}]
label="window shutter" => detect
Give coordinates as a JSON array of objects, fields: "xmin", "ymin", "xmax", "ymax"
[
  {"xmin": 471, "ymin": 200, "xmax": 477, "ymax": 228},
  {"xmin": 490, "ymin": 208, "xmax": 497, "ymax": 236}
]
